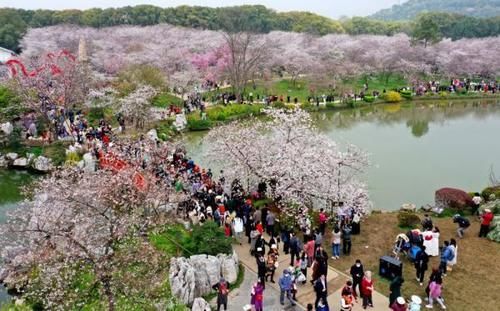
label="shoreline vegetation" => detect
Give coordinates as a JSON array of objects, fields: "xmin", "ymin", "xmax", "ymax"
[
  {"xmin": 176, "ymin": 91, "xmax": 500, "ymax": 133},
  {"xmin": 2, "ymin": 86, "xmax": 499, "ymax": 166}
]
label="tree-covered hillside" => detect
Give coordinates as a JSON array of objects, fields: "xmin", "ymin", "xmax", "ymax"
[
  {"xmin": 372, "ymin": 0, "xmax": 500, "ymax": 20},
  {"xmin": 0, "ymin": 5, "xmax": 344, "ymax": 52}
]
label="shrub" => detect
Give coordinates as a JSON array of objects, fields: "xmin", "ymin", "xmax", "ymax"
[
  {"xmin": 346, "ymin": 99, "xmax": 358, "ymax": 108},
  {"xmin": 271, "ymin": 101, "xmax": 286, "ymax": 109},
  {"xmin": 42, "ymin": 141, "xmax": 67, "ymax": 166},
  {"xmin": 385, "ymin": 91, "xmax": 402, "ymax": 103},
  {"xmin": 400, "ymin": 90, "xmax": 413, "ymax": 100},
  {"xmin": 326, "ymin": 102, "xmax": 336, "ymax": 109},
  {"xmin": 187, "ymin": 118, "xmax": 213, "ymax": 131},
  {"xmin": 482, "ymin": 186, "xmax": 500, "ymax": 201},
  {"xmin": 205, "ymin": 104, "xmax": 263, "ymax": 122},
  {"xmin": 115, "ymin": 64, "xmax": 166, "ymax": 96},
  {"xmin": 487, "ymin": 216, "xmax": 500, "ymax": 242},
  {"xmin": 0, "ymin": 86, "xmax": 23, "ymax": 122},
  {"xmin": 156, "ymin": 120, "xmax": 175, "ymax": 140},
  {"xmin": 183, "ymin": 221, "xmax": 232, "ymax": 256},
  {"xmin": 439, "ymin": 91, "xmax": 449, "ymax": 98},
  {"xmin": 363, "ymin": 95, "xmax": 375, "ymax": 103},
  {"xmin": 65, "ymin": 151, "xmax": 82, "ymax": 166},
  {"xmin": 300, "ymin": 102, "xmax": 313, "ymax": 110},
  {"xmin": 87, "ymin": 107, "xmax": 115, "ymax": 126},
  {"xmin": 150, "ymin": 224, "xmax": 190, "ymax": 256},
  {"xmin": 398, "ymin": 211, "xmax": 421, "ymax": 228},
  {"xmin": 435, "ymin": 188, "xmax": 473, "ymax": 210}
]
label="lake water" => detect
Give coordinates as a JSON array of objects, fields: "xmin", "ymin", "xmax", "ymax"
[
  {"xmin": 183, "ymin": 99, "xmax": 500, "ymax": 210},
  {"xmin": 0, "ymin": 169, "xmax": 35, "ymax": 303}
]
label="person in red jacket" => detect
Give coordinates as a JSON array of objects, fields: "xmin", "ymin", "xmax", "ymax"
[
  {"xmin": 361, "ymin": 271, "xmax": 374, "ymax": 309},
  {"xmin": 255, "ymin": 221, "xmax": 264, "ymax": 235},
  {"xmin": 479, "ymin": 208, "xmax": 494, "ymax": 237}
]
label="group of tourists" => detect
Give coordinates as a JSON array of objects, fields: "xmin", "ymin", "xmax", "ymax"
[
  {"xmin": 19, "ymin": 107, "xmax": 115, "ymax": 147},
  {"xmin": 415, "ymin": 78, "xmax": 499, "ymax": 95}
]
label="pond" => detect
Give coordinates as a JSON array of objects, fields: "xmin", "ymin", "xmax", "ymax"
[
  {"xmin": 0, "ymin": 169, "xmax": 36, "ymax": 303},
  {"xmin": 183, "ymin": 99, "xmax": 500, "ymax": 210}
]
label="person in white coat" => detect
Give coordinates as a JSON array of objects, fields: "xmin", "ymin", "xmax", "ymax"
[
  {"xmin": 425, "ymin": 227, "xmax": 440, "ymax": 257},
  {"xmin": 233, "ymin": 216, "xmax": 244, "ymax": 245},
  {"xmin": 447, "ymin": 238, "xmax": 458, "ymax": 271}
]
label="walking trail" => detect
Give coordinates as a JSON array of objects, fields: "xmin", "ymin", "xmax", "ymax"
[{"xmin": 219, "ymin": 233, "xmax": 389, "ymax": 311}]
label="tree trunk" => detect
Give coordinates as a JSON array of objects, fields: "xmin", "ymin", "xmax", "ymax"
[{"xmin": 100, "ymin": 275, "xmax": 115, "ymax": 311}]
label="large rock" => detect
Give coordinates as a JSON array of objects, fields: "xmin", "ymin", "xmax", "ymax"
[
  {"xmin": 5, "ymin": 153, "xmax": 18, "ymax": 161},
  {"xmin": 82, "ymin": 152, "xmax": 96, "ymax": 172},
  {"xmin": 169, "ymin": 252, "xmax": 239, "ymax": 306},
  {"xmin": 1, "ymin": 122, "xmax": 13, "ymax": 135},
  {"xmin": 147, "ymin": 129, "xmax": 159, "ymax": 141},
  {"xmin": 175, "ymin": 113, "xmax": 187, "ymax": 131},
  {"xmin": 0, "ymin": 156, "xmax": 7, "ymax": 168},
  {"xmin": 26, "ymin": 153, "xmax": 35, "ymax": 163},
  {"xmin": 12, "ymin": 157, "xmax": 28, "ymax": 168},
  {"xmin": 190, "ymin": 254, "xmax": 221, "ymax": 297},
  {"xmin": 218, "ymin": 251, "xmax": 239, "ymax": 283},
  {"xmin": 32, "ymin": 156, "xmax": 54, "ymax": 172},
  {"xmin": 435, "ymin": 188, "xmax": 473, "ymax": 210},
  {"xmin": 169, "ymin": 257, "xmax": 196, "ymax": 305},
  {"xmin": 191, "ymin": 297, "xmax": 211, "ymax": 311},
  {"xmin": 400, "ymin": 203, "xmax": 416, "ymax": 212}
]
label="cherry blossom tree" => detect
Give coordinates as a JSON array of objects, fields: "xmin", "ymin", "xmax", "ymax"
[
  {"xmin": 204, "ymin": 108, "xmax": 372, "ymax": 216},
  {"xmin": 5, "ymin": 52, "xmax": 93, "ymax": 137},
  {"xmin": 191, "ymin": 44, "xmax": 231, "ymax": 84},
  {"xmin": 0, "ymin": 140, "xmax": 174, "ymax": 310},
  {"xmin": 116, "ymin": 85, "xmax": 157, "ymax": 129},
  {"xmin": 17, "ymin": 24, "xmax": 500, "ymax": 89}
]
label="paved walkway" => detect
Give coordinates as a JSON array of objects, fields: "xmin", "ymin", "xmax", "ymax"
[
  {"xmin": 220, "ymin": 266, "xmax": 302, "ymax": 311},
  {"xmin": 229, "ymin": 234, "xmax": 389, "ymax": 311}
]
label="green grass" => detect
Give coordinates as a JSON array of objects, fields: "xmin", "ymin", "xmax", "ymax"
[
  {"xmin": 149, "ymin": 224, "xmax": 190, "ymax": 256},
  {"xmin": 203, "ymin": 75, "xmax": 410, "ymax": 104},
  {"xmin": 347, "ymin": 74, "xmax": 408, "ymax": 92},
  {"xmin": 152, "ymin": 92, "xmax": 183, "ymax": 108},
  {"xmin": 155, "ymin": 119, "xmax": 176, "ymax": 140},
  {"xmin": 186, "ymin": 103, "xmax": 266, "ymax": 130},
  {"xmin": 86, "ymin": 107, "xmax": 116, "ymax": 127}
]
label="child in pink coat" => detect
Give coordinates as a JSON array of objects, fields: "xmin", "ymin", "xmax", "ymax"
[{"xmin": 426, "ymin": 280, "xmax": 446, "ymax": 309}]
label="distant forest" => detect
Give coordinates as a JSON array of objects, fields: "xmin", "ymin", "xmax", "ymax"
[
  {"xmin": 1, "ymin": 4, "xmax": 499, "ymax": 52},
  {"xmin": 372, "ymin": 0, "xmax": 500, "ymax": 20}
]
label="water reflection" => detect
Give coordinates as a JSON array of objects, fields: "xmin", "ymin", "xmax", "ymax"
[{"xmin": 313, "ymin": 100, "xmax": 500, "ymax": 138}]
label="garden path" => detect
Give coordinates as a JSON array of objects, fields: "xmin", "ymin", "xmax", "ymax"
[{"xmin": 230, "ymin": 233, "xmax": 389, "ymax": 311}]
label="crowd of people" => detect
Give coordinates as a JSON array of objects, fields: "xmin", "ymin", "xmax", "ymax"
[
  {"xmin": 19, "ymin": 106, "xmax": 116, "ymax": 149},
  {"xmin": 60, "ymin": 117, "xmax": 496, "ymax": 311}
]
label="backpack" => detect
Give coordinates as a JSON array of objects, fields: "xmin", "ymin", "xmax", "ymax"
[
  {"xmin": 461, "ymin": 218, "xmax": 470, "ymax": 228},
  {"xmin": 446, "ymin": 247, "xmax": 455, "ymax": 261}
]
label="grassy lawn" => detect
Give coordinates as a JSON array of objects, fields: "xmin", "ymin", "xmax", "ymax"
[
  {"xmin": 203, "ymin": 75, "xmax": 410, "ymax": 104},
  {"xmin": 344, "ymin": 74, "xmax": 408, "ymax": 92},
  {"xmin": 326, "ymin": 212, "xmax": 500, "ymax": 311},
  {"xmin": 152, "ymin": 92, "xmax": 184, "ymax": 108},
  {"xmin": 204, "ymin": 79, "xmax": 324, "ymax": 103}
]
